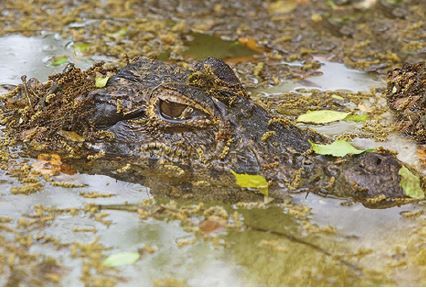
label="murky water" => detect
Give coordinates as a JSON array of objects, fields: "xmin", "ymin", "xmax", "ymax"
[{"xmin": 0, "ymin": 34, "xmax": 425, "ymax": 286}]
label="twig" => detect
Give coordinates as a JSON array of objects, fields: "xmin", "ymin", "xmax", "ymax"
[{"xmin": 246, "ymin": 223, "xmax": 363, "ymax": 275}]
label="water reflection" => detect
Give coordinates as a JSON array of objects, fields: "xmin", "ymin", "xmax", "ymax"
[{"xmin": 0, "ymin": 34, "xmax": 91, "ymax": 85}]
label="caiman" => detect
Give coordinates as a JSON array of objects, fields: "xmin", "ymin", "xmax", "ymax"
[{"xmin": 1, "ymin": 57, "xmax": 424, "ymax": 208}]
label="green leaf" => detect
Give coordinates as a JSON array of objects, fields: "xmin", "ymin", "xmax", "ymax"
[
  {"xmin": 74, "ymin": 42, "xmax": 90, "ymax": 53},
  {"xmin": 95, "ymin": 76, "xmax": 110, "ymax": 88},
  {"xmin": 297, "ymin": 110, "xmax": 350, "ymax": 124},
  {"xmin": 345, "ymin": 114, "xmax": 368, "ymax": 123},
  {"xmin": 50, "ymin": 55, "xmax": 68, "ymax": 66},
  {"xmin": 230, "ymin": 170, "xmax": 268, "ymax": 196},
  {"xmin": 103, "ymin": 252, "xmax": 140, "ymax": 267},
  {"xmin": 309, "ymin": 140, "xmax": 365, "ymax": 157},
  {"xmin": 331, "ymin": 94, "xmax": 344, "ymax": 100},
  {"xmin": 398, "ymin": 166, "xmax": 425, "ymax": 199}
]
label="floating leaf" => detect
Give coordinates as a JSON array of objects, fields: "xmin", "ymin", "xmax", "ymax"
[
  {"xmin": 103, "ymin": 252, "xmax": 140, "ymax": 267},
  {"xmin": 230, "ymin": 170, "xmax": 268, "ymax": 196},
  {"xmin": 398, "ymin": 166, "xmax": 425, "ymax": 199},
  {"xmin": 74, "ymin": 42, "xmax": 90, "ymax": 53},
  {"xmin": 310, "ymin": 140, "xmax": 365, "ymax": 157},
  {"xmin": 297, "ymin": 110, "xmax": 350, "ymax": 124},
  {"xmin": 345, "ymin": 114, "xmax": 368, "ymax": 123},
  {"xmin": 50, "ymin": 55, "xmax": 68, "ymax": 66},
  {"xmin": 95, "ymin": 76, "xmax": 110, "ymax": 88}
]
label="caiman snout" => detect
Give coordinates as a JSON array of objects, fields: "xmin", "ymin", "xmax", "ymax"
[{"xmin": 334, "ymin": 152, "xmax": 413, "ymax": 207}]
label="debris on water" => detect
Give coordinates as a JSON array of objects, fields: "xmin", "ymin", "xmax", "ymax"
[{"xmin": 0, "ymin": 0, "xmax": 425, "ymax": 285}]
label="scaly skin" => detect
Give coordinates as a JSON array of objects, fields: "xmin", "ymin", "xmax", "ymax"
[
  {"xmin": 1, "ymin": 58, "xmax": 422, "ymax": 207},
  {"xmin": 387, "ymin": 62, "xmax": 426, "ymax": 142}
]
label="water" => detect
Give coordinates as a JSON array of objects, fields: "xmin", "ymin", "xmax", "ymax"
[
  {"xmin": 183, "ymin": 32, "xmax": 257, "ymax": 61},
  {"xmin": 0, "ymin": 33, "xmax": 425, "ymax": 286},
  {"xmin": 0, "ymin": 34, "xmax": 92, "ymax": 85}
]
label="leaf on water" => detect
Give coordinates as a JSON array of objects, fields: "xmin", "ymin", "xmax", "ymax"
[
  {"xmin": 309, "ymin": 140, "xmax": 365, "ymax": 157},
  {"xmin": 345, "ymin": 113, "xmax": 368, "ymax": 122},
  {"xmin": 102, "ymin": 252, "xmax": 140, "ymax": 267},
  {"xmin": 398, "ymin": 166, "xmax": 425, "ymax": 199},
  {"xmin": 74, "ymin": 42, "xmax": 90, "ymax": 53},
  {"xmin": 230, "ymin": 169, "xmax": 269, "ymax": 196},
  {"xmin": 95, "ymin": 76, "xmax": 110, "ymax": 88},
  {"xmin": 50, "ymin": 55, "xmax": 68, "ymax": 66},
  {"xmin": 297, "ymin": 110, "xmax": 350, "ymax": 124}
]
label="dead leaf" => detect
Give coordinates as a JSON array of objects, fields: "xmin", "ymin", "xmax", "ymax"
[
  {"xmin": 238, "ymin": 37, "xmax": 264, "ymax": 53},
  {"xmin": 32, "ymin": 154, "xmax": 63, "ymax": 176},
  {"xmin": 199, "ymin": 215, "xmax": 227, "ymax": 234},
  {"xmin": 32, "ymin": 154, "xmax": 76, "ymax": 176}
]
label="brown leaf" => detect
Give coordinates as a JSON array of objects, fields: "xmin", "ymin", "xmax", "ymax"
[
  {"xmin": 238, "ymin": 37, "xmax": 264, "ymax": 53},
  {"xmin": 32, "ymin": 154, "xmax": 64, "ymax": 176},
  {"xmin": 199, "ymin": 216, "xmax": 226, "ymax": 234}
]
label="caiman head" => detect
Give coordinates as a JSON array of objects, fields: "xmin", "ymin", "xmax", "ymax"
[
  {"xmin": 1, "ymin": 57, "xmax": 423, "ymax": 205},
  {"xmin": 83, "ymin": 58, "xmax": 323, "ymax": 181}
]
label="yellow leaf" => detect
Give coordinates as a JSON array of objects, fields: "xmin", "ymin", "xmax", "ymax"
[
  {"xmin": 103, "ymin": 252, "xmax": 139, "ymax": 267},
  {"xmin": 95, "ymin": 76, "xmax": 110, "ymax": 88},
  {"xmin": 230, "ymin": 170, "xmax": 269, "ymax": 196},
  {"xmin": 297, "ymin": 110, "xmax": 350, "ymax": 124},
  {"xmin": 399, "ymin": 166, "xmax": 425, "ymax": 199}
]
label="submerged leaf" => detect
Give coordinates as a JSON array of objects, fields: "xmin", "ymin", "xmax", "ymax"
[
  {"xmin": 58, "ymin": 130, "xmax": 85, "ymax": 142},
  {"xmin": 74, "ymin": 42, "xmax": 90, "ymax": 53},
  {"xmin": 398, "ymin": 166, "xmax": 425, "ymax": 199},
  {"xmin": 50, "ymin": 55, "xmax": 68, "ymax": 66},
  {"xmin": 310, "ymin": 140, "xmax": 365, "ymax": 157},
  {"xmin": 230, "ymin": 170, "xmax": 269, "ymax": 196},
  {"xmin": 95, "ymin": 76, "xmax": 110, "ymax": 88},
  {"xmin": 103, "ymin": 252, "xmax": 140, "ymax": 267},
  {"xmin": 297, "ymin": 110, "xmax": 350, "ymax": 124}
]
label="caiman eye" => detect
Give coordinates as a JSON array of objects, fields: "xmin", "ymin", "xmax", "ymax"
[
  {"xmin": 159, "ymin": 100, "xmax": 189, "ymax": 119},
  {"xmin": 158, "ymin": 99, "xmax": 206, "ymax": 121}
]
